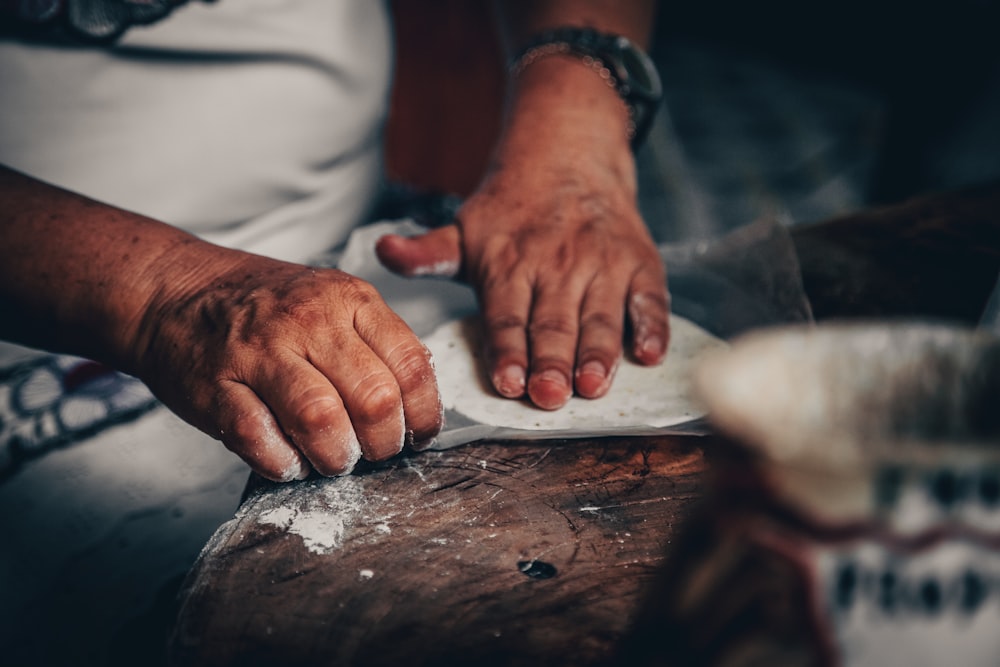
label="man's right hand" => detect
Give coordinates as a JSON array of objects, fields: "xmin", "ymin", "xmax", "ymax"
[
  {"xmin": 0, "ymin": 166, "xmax": 441, "ymax": 482},
  {"xmin": 130, "ymin": 250, "xmax": 443, "ymax": 481}
]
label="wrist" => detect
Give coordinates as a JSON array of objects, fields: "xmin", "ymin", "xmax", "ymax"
[
  {"xmin": 124, "ymin": 235, "xmax": 247, "ymax": 375},
  {"xmin": 499, "ymin": 56, "xmax": 638, "ymax": 192},
  {"xmin": 510, "ymin": 49, "xmax": 635, "ymax": 145},
  {"xmin": 507, "ymin": 26, "xmax": 663, "ymax": 149}
]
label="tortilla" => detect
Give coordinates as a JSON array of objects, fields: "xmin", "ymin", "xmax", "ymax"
[{"xmin": 424, "ymin": 313, "xmax": 727, "ymax": 437}]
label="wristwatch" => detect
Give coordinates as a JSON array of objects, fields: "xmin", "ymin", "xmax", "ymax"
[{"xmin": 509, "ymin": 27, "xmax": 664, "ymax": 150}]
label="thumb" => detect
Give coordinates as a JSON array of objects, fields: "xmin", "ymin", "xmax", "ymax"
[{"xmin": 375, "ymin": 225, "xmax": 462, "ymax": 278}]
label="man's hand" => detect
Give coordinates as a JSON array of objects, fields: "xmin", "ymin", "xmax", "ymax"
[
  {"xmin": 377, "ymin": 49, "xmax": 669, "ymax": 411},
  {"xmin": 377, "ymin": 165, "xmax": 668, "ymax": 412},
  {"xmin": 0, "ymin": 166, "xmax": 441, "ymax": 483},
  {"xmin": 131, "ymin": 251, "xmax": 442, "ymax": 481}
]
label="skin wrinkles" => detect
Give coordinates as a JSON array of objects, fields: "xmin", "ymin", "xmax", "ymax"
[
  {"xmin": 129, "ymin": 253, "xmax": 438, "ymax": 479},
  {"xmin": 380, "ymin": 342, "xmax": 439, "ymax": 400},
  {"xmin": 219, "ymin": 397, "xmax": 309, "ymax": 482},
  {"xmin": 347, "ymin": 374, "xmax": 402, "ymax": 426},
  {"xmin": 579, "ymin": 308, "xmax": 622, "ymax": 334},
  {"xmin": 0, "ymin": 2, "xmax": 660, "ymax": 480},
  {"xmin": 348, "ymin": 306, "xmax": 438, "ymax": 448},
  {"xmin": 528, "ymin": 314, "xmax": 577, "ymax": 341},
  {"xmin": 284, "ymin": 389, "xmax": 345, "ymax": 435}
]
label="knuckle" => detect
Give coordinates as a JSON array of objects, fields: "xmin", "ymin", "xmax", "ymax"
[
  {"xmin": 477, "ymin": 267, "xmax": 514, "ymax": 297},
  {"xmin": 342, "ymin": 277, "xmax": 381, "ymax": 308},
  {"xmin": 529, "ymin": 315, "xmax": 576, "ymax": 339},
  {"xmin": 581, "ymin": 310, "xmax": 622, "ymax": 333},
  {"xmin": 351, "ymin": 379, "xmax": 401, "ymax": 425},
  {"xmin": 275, "ymin": 298, "xmax": 330, "ymax": 332},
  {"xmin": 548, "ymin": 243, "xmax": 575, "ymax": 272},
  {"xmin": 226, "ymin": 408, "xmax": 273, "ymax": 447},
  {"xmin": 476, "ymin": 249, "xmax": 532, "ymax": 289},
  {"xmin": 484, "ymin": 313, "xmax": 527, "ymax": 333},
  {"xmin": 636, "ymin": 257, "xmax": 669, "ymax": 283},
  {"xmin": 290, "ymin": 396, "xmax": 343, "ymax": 436},
  {"xmin": 389, "ymin": 344, "xmax": 435, "ymax": 388}
]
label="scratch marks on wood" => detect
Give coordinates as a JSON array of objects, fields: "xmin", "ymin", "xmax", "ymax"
[
  {"xmin": 429, "ymin": 475, "xmax": 478, "ymax": 494},
  {"xmin": 527, "ymin": 447, "xmax": 552, "ymax": 468},
  {"xmin": 578, "ymin": 497, "xmax": 674, "ymax": 514}
]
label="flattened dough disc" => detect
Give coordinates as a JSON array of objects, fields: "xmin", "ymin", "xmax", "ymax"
[{"xmin": 424, "ymin": 313, "xmax": 727, "ymax": 442}]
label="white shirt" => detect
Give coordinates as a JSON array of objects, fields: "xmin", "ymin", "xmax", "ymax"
[{"xmin": 0, "ymin": 0, "xmax": 392, "ymax": 261}]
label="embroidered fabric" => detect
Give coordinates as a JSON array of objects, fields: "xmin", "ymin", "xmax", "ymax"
[{"xmin": 0, "ymin": 0, "xmax": 208, "ymax": 41}]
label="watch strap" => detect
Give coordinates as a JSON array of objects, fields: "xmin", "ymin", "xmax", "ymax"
[{"xmin": 509, "ymin": 26, "xmax": 663, "ymax": 149}]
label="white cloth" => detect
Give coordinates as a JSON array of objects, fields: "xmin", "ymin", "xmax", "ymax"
[
  {"xmin": 0, "ymin": 5, "xmax": 392, "ymax": 662},
  {"xmin": 0, "ymin": 0, "xmax": 392, "ymax": 262}
]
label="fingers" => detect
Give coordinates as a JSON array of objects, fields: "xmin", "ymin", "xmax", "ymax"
[
  {"xmin": 224, "ymin": 328, "xmax": 439, "ymax": 480},
  {"xmin": 218, "ymin": 297, "xmax": 441, "ymax": 480},
  {"xmin": 523, "ymin": 279, "xmax": 584, "ymax": 410},
  {"xmin": 140, "ymin": 251, "xmax": 446, "ymax": 484},
  {"xmin": 355, "ymin": 319, "xmax": 443, "ymax": 448},
  {"xmin": 574, "ymin": 277, "xmax": 628, "ymax": 399},
  {"xmin": 479, "ymin": 273, "xmax": 533, "ymax": 401},
  {"xmin": 249, "ymin": 354, "xmax": 364, "ymax": 476},
  {"xmin": 215, "ymin": 382, "xmax": 313, "ymax": 483},
  {"xmin": 335, "ymin": 303, "xmax": 443, "ymax": 457},
  {"xmin": 373, "ymin": 216, "xmax": 668, "ymax": 411},
  {"xmin": 627, "ymin": 264, "xmax": 671, "ymax": 365},
  {"xmin": 478, "ymin": 252, "xmax": 668, "ymax": 410},
  {"xmin": 375, "ymin": 226, "xmax": 462, "ymax": 278},
  {"xmin": 260, "ymin": 310, "xmax": 440, "ymax": 471}
]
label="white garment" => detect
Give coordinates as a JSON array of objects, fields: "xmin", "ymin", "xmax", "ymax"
[
  {"xmin": 0, "ymin": 5, "xmax": 393, "ymax": 661},
  {"xmin": 0, "ymin": 0, "xmax": 392, "ymax": 262}
]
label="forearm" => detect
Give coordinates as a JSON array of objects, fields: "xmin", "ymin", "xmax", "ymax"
[
  {"xmin": 0, "ymin": 165, "xmax": 235, "ymax": 370},
  {"xmin": 490, "ymin": 1, "xmax": 657, "ymax": 186},
  {"xmin": 379, "ymin": 1, "xmax": 667, "ymax": 410},
  {"xmin": 1, "ymin": 166, "xmax": 443, "ymax": 480}
]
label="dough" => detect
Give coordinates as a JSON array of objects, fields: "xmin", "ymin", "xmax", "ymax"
[{"xmin": 424, "ymin": 314, "xmax": 727, "ymax": 436}]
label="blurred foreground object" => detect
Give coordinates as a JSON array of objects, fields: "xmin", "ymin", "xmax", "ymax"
[{"xmin": 622, "ymin": 322, "xmax": 1000, "ymax": 666}]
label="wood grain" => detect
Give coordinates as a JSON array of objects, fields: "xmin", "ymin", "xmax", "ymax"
[
  {"xmin": 170, "ymin": 436, "xmax": 711, "ymax": 667},
  {"xmin": 170, "ymin": 176, "xmax": 1000, "ymax": 667}
]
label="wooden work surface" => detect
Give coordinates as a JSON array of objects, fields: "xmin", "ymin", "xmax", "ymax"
[
  {"xmin": 170, "ymin": 182, "xmax": 1000, "ymax": 666},
  {"xmin": 170, "ymin": 436, "xmax": 710, "ymax": 667}
]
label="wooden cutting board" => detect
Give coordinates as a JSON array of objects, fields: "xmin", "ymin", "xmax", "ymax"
[{"xmin": 170, "ymin": 436, "xmax": 711, "ymax": 667}]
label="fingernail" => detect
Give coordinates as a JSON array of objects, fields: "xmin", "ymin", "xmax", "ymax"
[
  {"xmin": 639, "ymin": 335, "xmax": 665, "ymax": 360},
  {"xmin": 281, "ymin": 457, "xmax": 312, "ymax": 482},
  {"xmin": 493, "ymin": 365, "xmax": 526, "ymax": 397},
  {"xmin": 576, "ymin": 360, "xmax": 607, "ymax": 382},
  {"xmin": 536, "ymin": 368, "xmax": 568, "ymax": 386},
  {"xmin": 528, "ymin": 369, "xmax": 572, "ymax": 409},
  {"xmin": 575, "ymin": 360, "xmax": 610, "ymax": 396}
]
